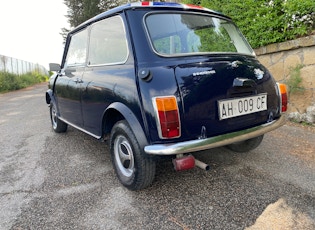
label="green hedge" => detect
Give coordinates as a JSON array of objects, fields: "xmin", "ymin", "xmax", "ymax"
[
  {"xmin": 0, "ymin": 71, "xmax": 48, "ymax": 93},
  {"xmin": 184, "ymin": 0, "xmax": 315, "ymax": 48}
]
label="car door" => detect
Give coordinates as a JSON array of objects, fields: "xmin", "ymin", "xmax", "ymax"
[
  {"xmin": 81, "ymin": 15, "xmax": 133, "ymax": 137},
  {"xmin": 55, "ymin": 28, "xmax": 88, "ymax": 128}
]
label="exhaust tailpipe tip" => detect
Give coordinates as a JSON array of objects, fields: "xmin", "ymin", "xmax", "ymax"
[{"xmin": 195, "ymin": 159, "xmax": 210, "ymax": 171}]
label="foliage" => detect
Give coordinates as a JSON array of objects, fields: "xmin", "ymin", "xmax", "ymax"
[
  {"xmin": 61, "ymin": 0, "xmax": 102, "ymax": 41},
  {"xmin": 195, "ymin": 26, "xmax": 237, "ymax": 52},
  {"xmin": 61, "ymin": 0, "xmax": 128, "ymax": 41},
  {"xmin": 183, "ymin": 0, "xmax": 315, "ymax": 48},
  {"xmin": 286, "ymin": 64, "xmax": 305, "ymax": 94},
  {"xmin": 64, "ymin": 0, "xmax": 103, "ymax": 28},
  {"xmin": 98, "ymin": 0, "xmax": 126, "ymax": 11},
  {"xmin": 0, "ymin": 71, "xmax": 48, "ymax": 93},
  {"xmin": 61, "ymin": 0, "xmax": 314, "ymax": 47}
]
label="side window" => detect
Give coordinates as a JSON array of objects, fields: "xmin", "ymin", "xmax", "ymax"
[
  {"xmin": 65, "ymin": 29, "xmax": 88, "ymax": 67},
  {"xmin": 88, "ymin": 16, "xmax": 128, "ymax": 65}
]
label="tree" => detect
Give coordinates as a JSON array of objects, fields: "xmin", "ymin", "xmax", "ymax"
[
  {"xmin": 98, "ymin": 0, "xmax": 124, "ymax": 11},
  {"xmin": 64, "ymin": 0, "xmax": 102, "ymax": 28},
  {"xmin": 61, "ymin": 0, "xmax": 123, "ymax": 42}
]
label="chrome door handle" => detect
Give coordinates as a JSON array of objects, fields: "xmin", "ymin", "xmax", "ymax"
[{"xmin": 74, "ymin": 78, "xmax": 83, "ymax": 83}]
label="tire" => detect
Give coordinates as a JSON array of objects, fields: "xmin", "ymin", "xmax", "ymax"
[
  {"xmin": 50, "ymin": 102, "xmax": 67, "ymax": 133},
  {"xmin": 225, "ymin": 135, "xmax": 264, "ymax": 153},
  {"xmin": 110, "ymin": 120, "xmax": 156, "ymax": 190}
]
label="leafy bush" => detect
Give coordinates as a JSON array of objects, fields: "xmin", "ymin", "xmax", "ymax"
[
  {"xmin": 0, "ymin": 71, "xmax": 48, "ymax": 93},
  {"xmin": 183, "ymin": 0, "xmax": 315, "ymax": 48}
]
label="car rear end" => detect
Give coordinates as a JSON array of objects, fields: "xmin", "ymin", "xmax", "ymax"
[{"xmin": 125, "ymin": 2, "xmax": 287, "ymax": 156}]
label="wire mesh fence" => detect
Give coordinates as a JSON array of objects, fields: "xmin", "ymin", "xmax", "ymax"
[{"xmin": 0, "ymin": 55, "xmax": 48, "ymax": 75}]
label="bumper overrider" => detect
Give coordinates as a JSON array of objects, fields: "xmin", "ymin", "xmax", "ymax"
[{"xmin": 144, "ymin": 116, "xmax": 285, "ymax": 155}]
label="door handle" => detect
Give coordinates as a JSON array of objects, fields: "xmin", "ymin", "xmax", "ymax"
[{"xmin": 74, "ymin": 78, "xmax": 83, "ymax": 83}]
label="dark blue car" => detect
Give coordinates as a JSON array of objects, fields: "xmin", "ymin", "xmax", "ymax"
[{"xmin": 46, "ymin": 2, "xmax": 288, "ymax": 190}]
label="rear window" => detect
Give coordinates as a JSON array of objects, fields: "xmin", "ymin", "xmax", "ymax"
[
  {"xmin": 88, "ymin": 16, "xmax": 128, "ymax": 66},
  {"xmin": 145, "ymin": 13, "xmax": 253, "ymax": 56}
]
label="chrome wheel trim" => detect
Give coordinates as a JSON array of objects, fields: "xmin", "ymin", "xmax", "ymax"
[
  {"xmin": 114, "ymin": 135, "xmax": 135, "ymax": 177},
  {"xmin": 51, "ymin": 105, "xmax": 58, "ymax": 129}
]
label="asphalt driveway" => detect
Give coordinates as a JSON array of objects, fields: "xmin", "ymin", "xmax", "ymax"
[{"xmin": 0, "ymin": 83, "xmax": 314, "ymax": 229}]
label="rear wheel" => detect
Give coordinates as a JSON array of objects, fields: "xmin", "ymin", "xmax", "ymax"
[
  {"xmin": 225, "ymin": 135, "xmax": 264, "ymax": 153},
  {"xmin": 50, "ymin": 102, "xmax": 67, "ymax": 133},
  {"xmin": 110, "ymin": 120, "xmax": 156, "ymax": 190}
]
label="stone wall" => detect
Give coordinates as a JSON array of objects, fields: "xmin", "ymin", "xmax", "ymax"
[{"xmin": 254, "ymin": 35, "xmax": 315, "ymax": 117}]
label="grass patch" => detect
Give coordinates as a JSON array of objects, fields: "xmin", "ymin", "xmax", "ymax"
[
  {"xmin": 0, "ymin": 71, "xmax": 48, "ymax": 93},
  {"xmin": 286, "ymin": 64, "xmax": 305, "ymax": 94}
]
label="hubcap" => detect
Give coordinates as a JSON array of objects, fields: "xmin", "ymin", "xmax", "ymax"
[
  {"xmin": 51, "ymin": 105, "xmax": 58, "ymax": 129},
  {"xmin": 114, "ymin": 135, "xmax": 135, "ymax": 177}
]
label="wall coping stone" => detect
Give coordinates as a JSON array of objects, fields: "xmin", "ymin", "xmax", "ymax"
[{"xmin": 254, "ymin": 35, "xmax": 315, "ymax": 56}]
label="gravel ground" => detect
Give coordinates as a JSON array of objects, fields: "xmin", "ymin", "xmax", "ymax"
[{"xmin": 0, "ymin": 83, "xmax": 314, "ymax": 230}]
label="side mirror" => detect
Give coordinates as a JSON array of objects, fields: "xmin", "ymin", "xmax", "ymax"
[{"xmin": 49, "ymin": 63, "xmax": 61, "ymax": 72}]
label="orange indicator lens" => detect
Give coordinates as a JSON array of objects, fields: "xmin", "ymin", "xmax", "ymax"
[{"xmin": 278, "ymin": 83, "xmax": 288, "ymax": 113}]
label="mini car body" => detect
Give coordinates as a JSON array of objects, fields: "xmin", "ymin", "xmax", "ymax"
[{"xmin": 46, "ymin": 2, "xmax": 287, "ymax": 190}]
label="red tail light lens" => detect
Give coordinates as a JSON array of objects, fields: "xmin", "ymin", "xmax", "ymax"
[
  {"xmin": 153, "ymin": 96, "xmax": 181, "ymax": 139},
  {"xmin": 277, "ymin": 83, "xmax": 288, "ymax": 113}
]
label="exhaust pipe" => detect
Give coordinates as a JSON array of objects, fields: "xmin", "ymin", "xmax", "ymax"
[
  {"xmin": 173, "ymin": 155, "xmax": 195, "ymax": 171},
  {"xmin": 195, "ymin": 159, "xmax": 210, "ymax": 171},
  {"xmin": 173, "ymin": 155, "xmax": 210, "ymax": 171}
]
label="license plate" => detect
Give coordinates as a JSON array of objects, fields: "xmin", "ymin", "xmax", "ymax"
[{"xmin": 218, "ymin": 94, "xmax": 267, "ymax": 120}]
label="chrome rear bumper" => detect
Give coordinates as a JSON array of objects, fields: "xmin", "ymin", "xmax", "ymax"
[{"xmin": 144, "ymin": 116, "xmax": 285, "ymax": 155}]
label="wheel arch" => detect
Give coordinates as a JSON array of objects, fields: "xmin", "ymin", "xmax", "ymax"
[
  {"xmin": 102, "ymin": 102, "xmax": 149, "ymax": 148},
  {"xmin": 45, "ymin": 89, "xmax": 54, "ymax": 105},
  {"xmin": 46, "ymin": 89, "xmax": 60, "ymax": 117}
]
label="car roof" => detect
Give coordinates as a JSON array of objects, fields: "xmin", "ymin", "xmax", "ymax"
[{"xmin": 71, "ymin": 1, "xmax": 228, "ymax": 34}]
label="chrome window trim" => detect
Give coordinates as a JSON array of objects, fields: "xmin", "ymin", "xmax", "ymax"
[{"xmin": 87, "ymin": 15, "xmax": 129, "ymax": 67}]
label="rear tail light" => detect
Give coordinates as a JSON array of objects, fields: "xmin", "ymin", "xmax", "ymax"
[
  {"xmin": 153, "ymin": 96, "xmax": 181, "ymax": 139},
  {"xmin": 277, "ymin": 83, "xmax": 288, "ymax": 113}
]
